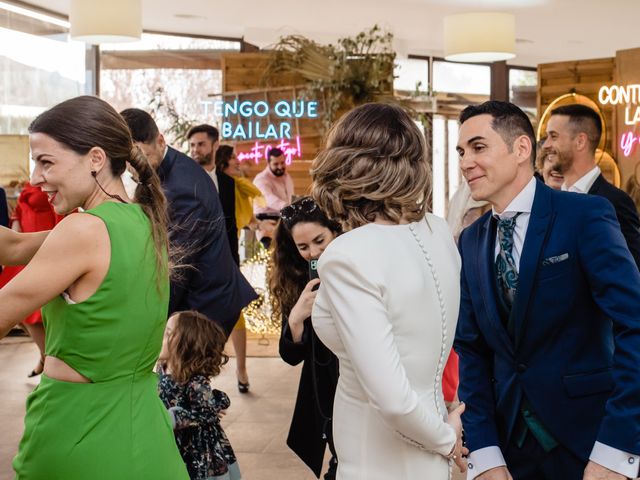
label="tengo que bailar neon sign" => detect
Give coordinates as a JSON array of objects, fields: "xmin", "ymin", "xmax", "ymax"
[{"xmin": 200, "ymin": 99, "xmax": 318, "ymax": 164}]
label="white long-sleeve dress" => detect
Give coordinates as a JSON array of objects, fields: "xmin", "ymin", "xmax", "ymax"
[{"xmin": 312, "ymin": 214, "xmax": 461, "ymax": 480}]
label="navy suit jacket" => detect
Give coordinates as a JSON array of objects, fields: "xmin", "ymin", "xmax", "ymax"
[
  {"xmin": 588, "ymin": 173, "xmax": 640, "ymax": 269},
  {"xmin": 158, "ymin": 147, "xmax": 257, "ymax": 335},
  {"xmin": 0, "ymin": 187, "xmax": 9, "ymax": 228},
  {"xmin": 454, "ymin": 180, "xmax": 640, "ymax": 461}
]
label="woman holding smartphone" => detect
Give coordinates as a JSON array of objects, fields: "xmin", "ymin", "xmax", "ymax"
[{"xmin": 270, "ymin": 196, "xmax": 341, "ymax": 479}]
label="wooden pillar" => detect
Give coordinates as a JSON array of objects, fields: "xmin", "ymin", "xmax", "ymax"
[
  {"xmin": 490, "ymin": 61, "xmax": 509, "ymax": 102},
  {"xmin": 613, "ymin": 48, "xmax": 640, "ymax": 186}
]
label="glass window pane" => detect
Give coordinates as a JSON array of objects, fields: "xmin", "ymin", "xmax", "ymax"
[
  {"xmin": 100, "ymin": 69, "xmax": 223, "ymax": 150},
  {"xmin": 432, "ymin": 116, "xmax": 446, "ymax": 217},
  {"xmin": 0, "ymin": 11, "xmax": 87, "ymax": 134},
  {"xmin": 447, "ymin": 119, "xmax": 460, "ymax": 200},
  {"xmin": 394, "ymin": 58, "xmax": 429, "ymax": 93},
  {"xmin": 433, "ymin": 61, "xmax": 490, "ymax": 95},
  {"xmin": 509, "ymin": 68, "xmax": 537, "ymax": 116}
]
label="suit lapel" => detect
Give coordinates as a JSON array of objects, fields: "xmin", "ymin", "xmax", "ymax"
[
  {"xmin": 476, "ymin": 213, "xmax": 514, "ymax": 352},
  {"xmin": 587, "ymin": 174, "xmax": 605, "ymax": 195},
  {"xmin": 512, "ymin": 181, "xmax": 555, "ymax": 350}
]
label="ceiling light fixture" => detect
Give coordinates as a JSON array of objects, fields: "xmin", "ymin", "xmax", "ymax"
[
  {"xmin": 444, "ymin": 12, "xmax": 516, "ymax": 63},
  {"xmin": 70, "ymin": 0, "xmax": 141, "ymax": 44}
]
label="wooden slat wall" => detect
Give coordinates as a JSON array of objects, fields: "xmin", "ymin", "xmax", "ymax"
[
  {"xmin": 538, "ymin": 57, "xmax": 615, "ymax": 152},
  {"xmin": 0, "ymin": 135, "xmax": 29, "ymax": 187},
  {"xmin": 221, "ymin": 52, "xmax": 321, "ymax": 195}
]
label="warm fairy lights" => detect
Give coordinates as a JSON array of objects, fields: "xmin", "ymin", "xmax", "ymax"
[{"xmin": 240, "ymin": 247, "xmax": 281, "ymax": 335}]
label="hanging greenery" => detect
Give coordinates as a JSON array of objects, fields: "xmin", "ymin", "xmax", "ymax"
[{"xmin": 262, "ymin": 25, "xmax": 396, "ymax": 132}]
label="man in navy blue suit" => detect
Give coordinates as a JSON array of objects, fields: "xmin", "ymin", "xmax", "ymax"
[
  {"xmin": 543, "ymin": 103, "xmax": 640, "ymax": 268},
  {"xmin": 120, "ymin": 109, "xmax": 257, "ymax": 335},
  {"xmin": 454, "ymin": 101, "xmax": 640, "ymax": 480}
]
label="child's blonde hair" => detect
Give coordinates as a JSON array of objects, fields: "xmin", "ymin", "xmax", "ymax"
[{"xmin": 167, "ymin": 310, "xmax": 229, "ymax": 384}]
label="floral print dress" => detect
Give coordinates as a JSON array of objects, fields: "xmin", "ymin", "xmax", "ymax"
[{"xmin": 158, "ymin": 370, "xmax": 241, "ymax": 480}]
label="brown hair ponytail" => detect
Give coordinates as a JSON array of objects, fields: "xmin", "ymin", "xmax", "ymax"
[
  {"xmin": 29, "ymin": 96, "xmax": 170, "ymax": 283},
  {"xmin": 128, "ymin": 145, "xmax": 169, "ymax": 278}
]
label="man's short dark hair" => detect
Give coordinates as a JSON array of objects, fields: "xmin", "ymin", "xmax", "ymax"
[
  {"xmin": 268, "ymin": 147, "xmax": 283, "ymax": 161},
  {"xmin": 459, "ymin": 101, "xmax": 536, "ymax": 164},
  {"xmin": 187, "ymin": 124, "xmax": 219, "ymax": 143},
  {"xmin": 550, "ymin": 104, "xmax": 602, "ymax": 154},
  {"xmin": 120, "ymin": 108, "xmax": 160, "ymax": 143}
]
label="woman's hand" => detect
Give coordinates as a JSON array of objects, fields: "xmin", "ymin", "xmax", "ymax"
[
  {"xmin": 447, "ymin": 402, "xmax": 469, "ymax": 473},
  {"xmin": 287, "ymin": 279, "xmax": 321, "ymax": 342}
]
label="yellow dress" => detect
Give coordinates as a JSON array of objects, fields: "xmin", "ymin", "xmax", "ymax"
[{"xmin": 234, "ymin": 176, "xmax": 264, "ymax": 231}]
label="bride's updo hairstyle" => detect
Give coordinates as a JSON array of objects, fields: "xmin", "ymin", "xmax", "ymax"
[{"xmin": 311, "ymin": 102, "xmax": 432, "ymax": 231}]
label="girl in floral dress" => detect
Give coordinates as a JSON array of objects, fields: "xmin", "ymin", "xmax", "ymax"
[{"xmin": 158, "ymin": 310, "xmax": 241, "ymax": 480}]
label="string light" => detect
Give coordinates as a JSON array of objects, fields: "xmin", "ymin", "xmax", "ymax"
[{"xmin": 240, "ymin": 247, "xmax": 281, "ymax": 336}]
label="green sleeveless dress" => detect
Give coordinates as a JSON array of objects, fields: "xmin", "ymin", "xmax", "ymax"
[{"xmin": 13, "ymin": 202, "xmax": 189, "ymax": 480}]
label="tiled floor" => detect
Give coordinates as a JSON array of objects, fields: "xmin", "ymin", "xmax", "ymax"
[
  {"xmin": 0, "ymin": 335, "xmax": 318, "ymax": 480},
  {"xmin": 0, "ymin": 335, "xmax": 465, "ymax": 480}
]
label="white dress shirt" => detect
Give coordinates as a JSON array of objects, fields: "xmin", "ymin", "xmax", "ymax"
[
  {"xmin": 562, "ymin": 165, "xmax": 601, "ymax": 194},
  {"xmin": 492, "ymin": 177, "xmax": 536, "ymax": 267},
  {"xmin": 206, "ymin": 166, "xmax": 219, "ymax": 191},
  {"xmin": 468, "ymin": 174, "xmax": 640, "ymax": 479}
]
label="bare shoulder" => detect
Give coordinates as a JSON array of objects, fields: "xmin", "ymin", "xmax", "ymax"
[{"xmin": 43, "ymin": 212, "xmax": 109, "ymax": 251}]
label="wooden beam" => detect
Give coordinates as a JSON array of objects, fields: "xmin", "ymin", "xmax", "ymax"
[{"xmin": 100, "ymin": 50, "xmax": 223, "ymax": 70}]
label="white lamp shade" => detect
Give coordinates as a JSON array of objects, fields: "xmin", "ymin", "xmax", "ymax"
[
  {"xmin": 444, "ymin": 12, "xmax": 515, "ymax": 63},
  {"xmin": 70, "ymin": 0, "xmax": 142, "ymax": 44}
]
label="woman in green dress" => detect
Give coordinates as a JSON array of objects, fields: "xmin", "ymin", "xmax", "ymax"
[{"xmin": 0, "ymin": 95, "xmax": 189, "ymax": 480}]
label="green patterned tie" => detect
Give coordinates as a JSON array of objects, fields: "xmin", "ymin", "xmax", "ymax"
[{"xmin": 495, "ymin": 213, "xmax": 521, "ymax": 308}]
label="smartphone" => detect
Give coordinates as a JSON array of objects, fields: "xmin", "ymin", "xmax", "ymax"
[{"xmin": 309, "ymin": 259, "xmax": 320, "ymax": 291}]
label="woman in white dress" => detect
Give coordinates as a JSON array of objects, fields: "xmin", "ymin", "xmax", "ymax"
[{"xmin": 310, "ymin": 103, "xmax": 467, "ymax": 479}]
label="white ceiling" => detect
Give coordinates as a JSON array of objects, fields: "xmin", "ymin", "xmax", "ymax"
[{"xmin": 23, "ymin": 0, "xmax": 640, "ymax": 67}]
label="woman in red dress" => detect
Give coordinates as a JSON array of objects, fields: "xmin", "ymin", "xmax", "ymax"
[{"xmin": 0, "ymin": 183, "xmax": 64, "ymax": 376}]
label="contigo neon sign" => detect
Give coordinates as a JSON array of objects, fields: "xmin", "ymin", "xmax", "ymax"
[
  {"xmin": 201, "ymin": 99, "xmax": 319, "ymax": 141},
  {"xmin": 599, "ymin": 84, "xmax": 640, "ymax": 157}
]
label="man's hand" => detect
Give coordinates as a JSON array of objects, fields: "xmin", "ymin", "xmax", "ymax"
[
  {"xmin": 583, "ymin": 461, "xmax": 627, "ymax": 480},
  {"xmin": 476, "ymin": 466, "xmax": 513, "ymax": 480}
]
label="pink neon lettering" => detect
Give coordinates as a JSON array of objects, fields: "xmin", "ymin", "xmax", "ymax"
[
  {"xmin": 237, "ymin": 136, "xmax": 303, "ymax": 165},
  {"xmin": 620, "ymin": 131, "xmax": 638, "ymax": 157}
]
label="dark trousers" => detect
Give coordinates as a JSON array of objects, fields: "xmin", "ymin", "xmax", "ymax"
[{"xmin": 505, "ymin": 430, "xmax": 586, "ymax": 480}]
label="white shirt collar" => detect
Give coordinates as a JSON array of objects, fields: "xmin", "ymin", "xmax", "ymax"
[
  {"xmin": 492, "ymin": 176, "xmax": 537, "ymax": 219},
  {"xmin": 561, "ymin": 165, "xmax": 600, "ymax": 194}
]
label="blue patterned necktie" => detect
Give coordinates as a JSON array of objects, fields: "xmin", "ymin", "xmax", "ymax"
[{"xmin": 495, "ymin": 213, "xmax": 521, "ymax": 309}]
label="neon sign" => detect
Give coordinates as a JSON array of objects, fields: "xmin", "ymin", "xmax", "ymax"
[
  {"xmin": 237, "ymin": 137, "xmax": 303, "ymax": 165},
  {"xmin": 200, "ymin": 99, "xmax": 319, "ymax": 141},
  {"xmin": 598, "ymin": 84, "xmax": 640, "ymax": 157}
]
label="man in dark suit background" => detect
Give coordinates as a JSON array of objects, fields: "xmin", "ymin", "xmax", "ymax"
[
  {"xmin": 186, "ymin": 124, "xmax": 239, "ymax": 265},
  {"xmin": 543, "ymin": 104, "xmax": 640, "ymax": 267},
  {"xmin": 120, "ymin": 109, "xmax": 256, "ymax": 335},
  {"xmin": 454, "ymin": 101, "xmax": 640, "ymax": 480}
]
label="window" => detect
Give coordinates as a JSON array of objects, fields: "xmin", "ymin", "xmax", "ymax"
[
  {"xmin": 431, "ymin": 116, "xmax": 461, "ymax": 217},
  {"xmin": 433, "ymin": 60, "xmax": 490, "ymax": 95},
  {"xmin": 509, "ymin": 68, "xmax": 537, "ymax": 117},
  {"xmin": 0, "ymin": 4, "xmax": 88, "ymax": 134},
  {"xmin": 99, "ymin": 33, "xmax": 241, "ymax": 148},
  {"xmin": 394, "ymin": 57, "xmax": 429, "ymax": 93}
]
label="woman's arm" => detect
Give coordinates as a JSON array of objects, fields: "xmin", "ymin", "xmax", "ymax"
[
  {"xmin": 0, "ymin": 226, "xmax": 49, "ymax": 266},
  {"xmin": 278, "ymin": 279, "xmax": 321, "ymax": 366},
  {"xmin": 0, "ymin": 214, "xmax": 104, "ymax": 338}
]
